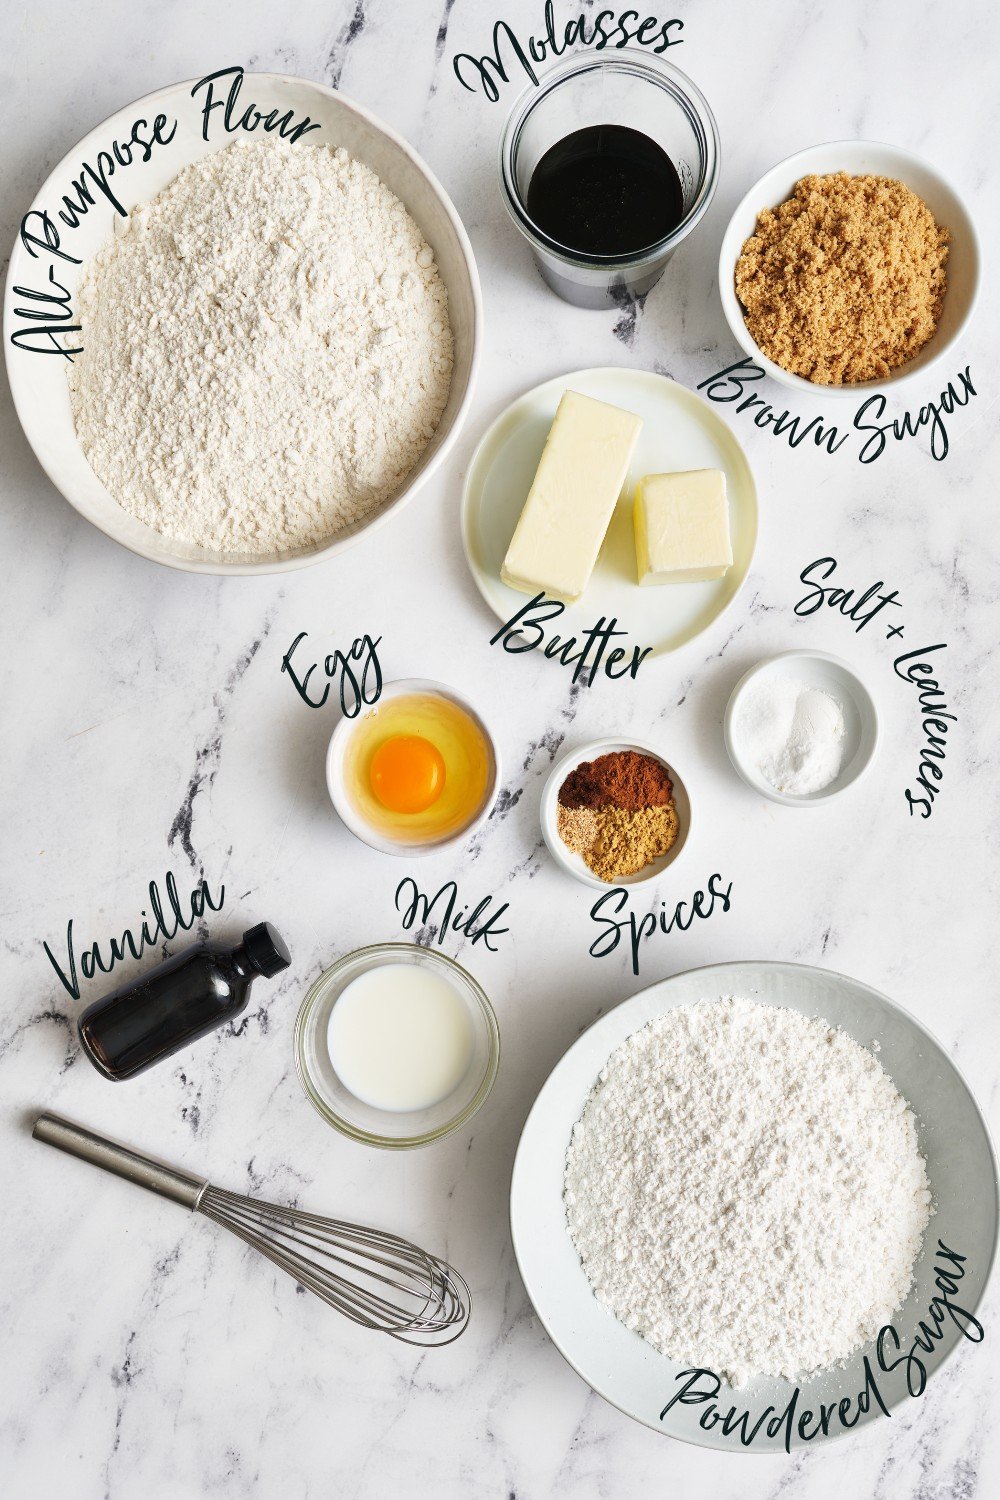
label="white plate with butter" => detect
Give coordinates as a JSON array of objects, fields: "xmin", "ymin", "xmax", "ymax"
[{"xmin": 461, "ymin": 367, "xmax": 757, "ymax": 659}]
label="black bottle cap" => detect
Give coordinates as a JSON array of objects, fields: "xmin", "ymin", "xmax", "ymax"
[{"xmin": 242, "ymin": 923, "xmax": 291, "ymax": 978}]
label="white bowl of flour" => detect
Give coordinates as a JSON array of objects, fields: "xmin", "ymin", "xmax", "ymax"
[{"xmin": 4, "ymin": 71, "xmax": 481, "ymax": 573}]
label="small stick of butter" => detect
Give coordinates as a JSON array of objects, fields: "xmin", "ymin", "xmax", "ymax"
[
  {"xmin": 633, "ymin": 469, "xmax": 733, "ymax": 585},
  {"xmin": 501, "ymin": 391, "xmax": 642, "ymax": 603}
]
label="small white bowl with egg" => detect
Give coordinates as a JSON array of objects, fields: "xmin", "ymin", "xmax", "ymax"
[
  {"xmin": 294, "ymin": 943, "xmax": 500, "ymax": 1148},
  {"xmin": 326, "ymin": 677, "xmax": 501, "ymax": 856},
  {"xmin": 724, "ymin": 650, "xmax": 880, "ymax": 806}
]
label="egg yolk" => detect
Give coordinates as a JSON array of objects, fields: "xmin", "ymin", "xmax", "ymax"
[{"xmin": 370, "ymin": 735, "xmax": 446, "ymax": 814}]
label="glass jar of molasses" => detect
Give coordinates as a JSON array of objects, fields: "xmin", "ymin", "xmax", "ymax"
[{"xmin": 499, "ymin": 52, "xmax": 720, "ymax": 308}]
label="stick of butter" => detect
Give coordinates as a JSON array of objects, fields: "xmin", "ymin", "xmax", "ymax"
[
  {"xmin": 633, "ymin": 469, "xmax": 733, "ymax": 586},
  {"xmin": 501, "ymin": 391, "xmax": 642, "ymax": 603}
]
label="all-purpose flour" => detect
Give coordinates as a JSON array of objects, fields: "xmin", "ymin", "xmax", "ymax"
[
  {"xmin": 68, "ymin": 140, "xmax": 454, "ymax": 555},
  {"xmin": 564, "ymin": 998, "xmax": 933, "ymax": 1388}
]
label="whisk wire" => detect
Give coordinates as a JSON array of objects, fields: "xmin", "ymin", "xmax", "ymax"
[
  {"xmin": 199, "ymin": 1185, "xmax": 470, "ymax": 1346},
  {"xmin": 206, "ymin": 1192, "xmax": 443, "ymax": 1300}
]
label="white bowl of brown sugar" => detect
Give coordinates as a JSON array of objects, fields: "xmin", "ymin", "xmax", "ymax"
[
  {"xmin": 541, "ymin": 739, "xmax": 692, "ymax": 890},
  {"xmin": 718, "ymin": 139, "xmax": 980, "ymax": 396}
]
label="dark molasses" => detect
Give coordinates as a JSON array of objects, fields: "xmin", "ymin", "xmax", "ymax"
[{"xmin": 526, "ymin": 124, "xmax": 685, "ymax": 258}]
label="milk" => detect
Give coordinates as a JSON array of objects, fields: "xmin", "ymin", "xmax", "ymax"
[{"xmin": 327, "ymin": 963, "xmax": 475, "ymax": 1112}]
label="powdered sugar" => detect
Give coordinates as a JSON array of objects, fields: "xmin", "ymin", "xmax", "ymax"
[
  {"xmin": 564, "ymin": 998, "xmax": 933, "ymax": 1388},
  {"xmin": 68, "ymin": 140, "xmax": 453, "ymax": 556}
]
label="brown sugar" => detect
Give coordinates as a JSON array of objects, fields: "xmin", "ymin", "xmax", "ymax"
[{"xmin": 734, "ymin": 172, "xmax": 949, "ymax": 385}]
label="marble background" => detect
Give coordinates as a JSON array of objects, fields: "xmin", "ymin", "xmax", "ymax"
[{"xmin": 2, "ymin": 1, "xmax": 998, "ymax": 1495}]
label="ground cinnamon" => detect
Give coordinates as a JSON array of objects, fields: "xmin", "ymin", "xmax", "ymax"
[{"xmin": 558, "ymin": 750, "xmax": 673, "ymax": 811}]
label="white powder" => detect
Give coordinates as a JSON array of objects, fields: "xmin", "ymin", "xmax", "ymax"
[
  {"xmin": 68, "ymin": 140, "xmax": 454, "ymax": 556},
  {"xmin": 737, "ymin": 675, "xmax": 846, "ymax": 794},
  {"xmin": 564, "ymin": 998, "xmax": 933, "ymax": 1388}
]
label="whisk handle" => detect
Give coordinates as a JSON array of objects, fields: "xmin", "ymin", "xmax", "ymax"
[{"xmin": 32, "ymin": 1112, "xmax": 208, "ymax": 1210}]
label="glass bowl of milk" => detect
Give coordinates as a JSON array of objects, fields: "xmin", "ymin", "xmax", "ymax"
[{"xmin": 294, "ymin": 944, "xmax": 500, "ymax": 1148}]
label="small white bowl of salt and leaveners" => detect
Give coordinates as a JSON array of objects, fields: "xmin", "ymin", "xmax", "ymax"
[{"xmin": 724, "ymin": 650, "xmax": 880, "ymax": 806}]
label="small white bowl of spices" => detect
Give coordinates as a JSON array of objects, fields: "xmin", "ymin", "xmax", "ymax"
[
  {"xmin": 541, "ymin": 739, "xmax": 691, "ymax": 889},
  {"xmin": 724, "ymin": 650, "xmax": 880, "ymax": 806}
]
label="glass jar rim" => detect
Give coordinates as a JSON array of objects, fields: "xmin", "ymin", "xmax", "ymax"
[
  {"xmin": 498, "ymin": 49, "xmax": 721, "ymax": 270},
  {"xmin": 294, "ymin": 942, "xmax": 500, "ymax": 1149}
]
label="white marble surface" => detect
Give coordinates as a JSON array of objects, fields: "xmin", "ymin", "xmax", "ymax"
[{"xmin": 2, "ymin": 1, "xmax": 999, "ymax": 1495}]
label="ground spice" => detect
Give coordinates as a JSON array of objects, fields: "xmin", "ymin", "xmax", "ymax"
[
  {"xmin": 557, "ymin": 804, "xmax": 601, "ymax": 858},
  {"xmin": 735, "ymin": 172, "xmax": 949, "ymax": 385},
  {"xmin": 559, "ymin": 750, "xmax": 673, "ymax": 812},
  {"xmin": 589, "ymin": 805, "xmax": 679, "ymax": 881},
  {"xmin": 557, "ymin": 749, "xmax": 680, "ymax": 881}
]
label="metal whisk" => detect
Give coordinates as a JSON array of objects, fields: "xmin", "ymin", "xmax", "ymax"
[{"xmin": 32, "ymin": 1112, "xmax": 469, "ymax": 1346}]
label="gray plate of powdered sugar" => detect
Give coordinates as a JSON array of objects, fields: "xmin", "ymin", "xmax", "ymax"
[{"xmin": 510, "ymin": 960, "xmax": 997, "ymax": 1452}]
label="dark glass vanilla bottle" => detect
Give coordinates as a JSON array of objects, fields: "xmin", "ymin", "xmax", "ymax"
[{"xmin": 78, "ymin": 923, "xmax": 291, "ymax": 1081}]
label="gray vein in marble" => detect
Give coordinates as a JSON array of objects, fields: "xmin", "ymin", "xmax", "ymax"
[
  {"xmin": 520, "ymin": 722, "xmax": 568, "ymax": 771},
  {"xmin": 433, "ymin": 0, "xmax": 458, "ymax": 68},
  {"xmin": 0, "ymin": 1006, "xmax": 78, "ymax": 1072},
  {"xmin": 611, "ymin": 286, "xmax": 648, "ymax": 347},
  {"xmin": 489, "ymin": 785, "xmax": 524, "ymax": 821},
  {"xmin": 325, "ymin": 0, "xmax": 367, "ymax": 89},
  {"xmin": 168, "ymin": 620, "xmax": 273, "ymax": 866}
]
